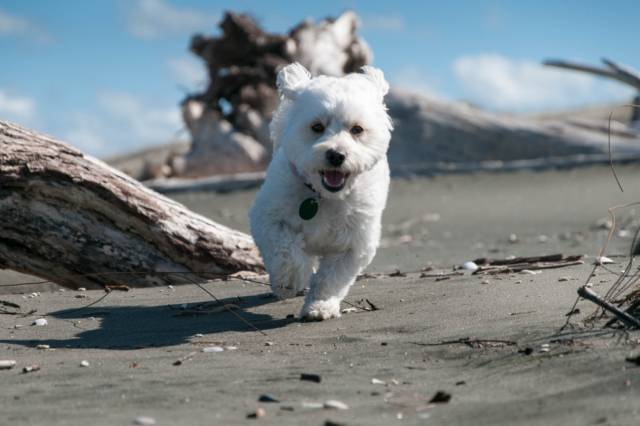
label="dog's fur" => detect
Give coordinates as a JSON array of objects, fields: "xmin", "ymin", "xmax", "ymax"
[{"xmin": 248, "ymin": 63, "xmax": 393, "ymax": 321}]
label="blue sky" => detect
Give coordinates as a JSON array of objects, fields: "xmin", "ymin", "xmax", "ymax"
[{"xmin": 1, "ymin": 0, "xmax": 639, "ymax": 158}]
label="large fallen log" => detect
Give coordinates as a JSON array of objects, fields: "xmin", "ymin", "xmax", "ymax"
[{"xmin": 0, "ymin": 120, "xmax": 264, "ymax": 290}]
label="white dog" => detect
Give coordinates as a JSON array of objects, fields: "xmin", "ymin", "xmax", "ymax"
[{"xmin": 248, "ymin": 63, "xmax": 393, "ymax": 321}]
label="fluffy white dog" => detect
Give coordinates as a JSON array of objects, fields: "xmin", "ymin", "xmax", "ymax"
[{"xmin": 248, "ymin": 63, "xmax": 393, "ymax": 321}]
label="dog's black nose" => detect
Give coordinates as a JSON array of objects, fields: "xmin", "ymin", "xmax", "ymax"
[{"xmin": 326, "ymin": 149, "xmax": 346, "ymax": 167}]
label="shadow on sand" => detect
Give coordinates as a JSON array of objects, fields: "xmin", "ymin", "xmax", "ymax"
[{"xmin": 1, "ymin": 294, "xmax": 295, "ymax": 350}]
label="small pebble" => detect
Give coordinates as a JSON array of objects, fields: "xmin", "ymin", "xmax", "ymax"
[
  {"xmin": 202, "ymin": 346, "xmax": 224, "ymax": 353},
  {"xmin": 341, "ymin": 308, "xmax": 356, "ymax": 313},
  {"xmin": 300, "ymin": 373, "xmax": 321, "ymax": 383},
  {"xmin": 23, "ymin": 364, "xmax": 40, "ymax": 373},
  {"xmin": 36, "ymin": 345, "xmax": 49, "ymax": 350},
  {"xmin": 258, "ymin": 394, "xmax": 280, "ymax": 403},
  {"xmin": 624, "ymin": 380, "xmax": 631, "ymax": 386},
  {"xmin": 14, "ymin": 325, "xmax": 23, "ymax": 329},
  {"xmin": 30, "ymin": 293, "xmax": 38, "ymax": 297},
  {"xmin": 586, "ymin": 283, "xmax": 593, "ymax": 288},
  {"xmin": 247, "ymin": 408, "xmax": 265, "ymax": 419},
  {"xmin": 515, "ymin": 280, "xmax": 522, "ymax": 284},
  {"xmin": 75, "ymin": 294, "xmax": 87, "ymax": 299},
  {"xmin": 80, "ymin": 360, "xmax": 90, "ymax": 367},
  {"xmin": 195, "ymin": 334, "xmax": 203, "ymax": 338},
  {"xmin": 33, "ymin": 318, "xmax": 47, "ymax": 326},
  {"xmin": 134, "ymin": 416, "xmax": 156, "ymax": 425},
  {"xmin": 540, "ymin": 344, "xmax": 549, "ymax": 348},
  {"xmin": 58, "ymin": 289, "xmax": 66, "ymax": 292},
  {"xmin": 520, "ymin": 270, "xmax": 537, "ymax": 275},
  {"xmin": 558, "ymin": 277, "xmax": 569, "ymax": 282},
  {"xmin": 168, "ymin": 285, "xmax": 173, "ymax": 289},
  {"xmin": 77, "ymin": 288, "xmax": 86, "ymax": 291},
  {"xmin": 226, "ymin": 346, "xmax": 238, "ymax": 350},
  {"xmin": 481, "ymin": 280, "xmax": 490, "ymax": 285},
  {"xmin": 323, "ymin": 400, "xmax": 349, "ymax": 410},
  {"xmin": 265, "ymin": 342, "xmax": 274, "ymax": 346},
  {"xmin": 540, "ymin": 348, "xmax": 550, "ymax": 353},
  {"xmin": 460, "ymin": 261, "xmax": 478, "ymax": 271},
  {"xmin": 28, "ymin": 295, "xmax": 34, "ymax": 298}
]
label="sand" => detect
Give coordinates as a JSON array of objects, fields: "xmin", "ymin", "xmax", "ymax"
[{"xmin": 2, "ymin": 164, "xmax": 640, "ymax": 425}]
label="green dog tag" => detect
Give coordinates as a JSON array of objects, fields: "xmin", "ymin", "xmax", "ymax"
[{"xmin": 299, "ymin": 198, "xmax": 318, "ymax": 220}]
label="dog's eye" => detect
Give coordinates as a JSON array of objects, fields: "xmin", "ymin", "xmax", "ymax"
[
  {"xmin": 311, "ymin": 123, "xmax": 324, "ymax": 133},
  {"xmin": 351, "ymin": 125, "xmax": 363, "ymax": 135}
]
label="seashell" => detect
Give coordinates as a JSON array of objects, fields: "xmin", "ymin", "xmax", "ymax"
[
  {"xmin": 134, "ymin": 416, "xmax": 156, "ymax": 425},
  {"xmin": 460, "ymin": 262, "xmax": 478, "ymax": 270},
  {"xmin": 225, "ymin": 346, "xmax": 238, "ymax": 350},
  {"xmin": 33, "ymin": 318, "xmax": 47, "ymax": 326},
  {"xmin": 77, "ymin": 288, "xmax": 86, "ymax": 291},
  {"xmin": 520, "ymin": 270, "xmax": 537, "ymax": 275},
  {"xmin": 265, "ymin": 342, "xmax": 274, "ymax": 346},
  {"xmin": 372, "ymin": 378, "xmax": 386, "ymax": 385},
  {"xmin": 323, "ymin": 400, "xmax": 349, "ymax": 410},
  {"xmin": 202, "ymin": 346, "xmax": 224, "ymax": 353},
  {"xmin": 341, "ymin": 308, "xmax": 357, "ymax": 313},
  {"xmin": 80, "ymin": 360, "xmax": 90, "ymax": 367},
  {"xmin": 0, "ymin": 360, "xmax": 16, "ymax": 370},
  {"xmin": 594, "ymin": 257, "xmax": 614, "ymax": 265}
]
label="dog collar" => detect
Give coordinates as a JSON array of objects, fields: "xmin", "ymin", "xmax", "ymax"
[{"xmin": 291, "ymin": 162, "xmax": 322, "ymax": 220}]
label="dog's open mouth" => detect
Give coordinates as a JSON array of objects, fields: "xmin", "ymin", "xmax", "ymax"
[{"xmin": 320, "ymin": 170, "xmax": 350, "ymax": 192}]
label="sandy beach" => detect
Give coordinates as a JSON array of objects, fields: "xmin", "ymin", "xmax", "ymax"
[{"xmin": 2, "ymin": 164, "xmax": 640, "ymax": 425}]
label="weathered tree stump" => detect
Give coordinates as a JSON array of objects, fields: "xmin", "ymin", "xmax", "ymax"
[{"xmin": 0, "ymin": 120, "xmax": 264, "ymax": 290}]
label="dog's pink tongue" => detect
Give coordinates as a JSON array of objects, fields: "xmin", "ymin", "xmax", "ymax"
[{"xmin": 324, "ymin": 170, "xmax": 345, "ymax": 187}]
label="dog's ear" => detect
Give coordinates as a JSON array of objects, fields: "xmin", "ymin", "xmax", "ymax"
[
  {"xmin": 277, "ymin": 62, "xmax": 312, "ymax": 100},
  {"xmin": 361, "ymin": 66, "xmax": 389, "ymax": 99}
]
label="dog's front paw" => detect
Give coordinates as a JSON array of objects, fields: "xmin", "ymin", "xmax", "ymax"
[{"xmin": 299, "ymin": 298, "xmax": 341, "ymax": 321}]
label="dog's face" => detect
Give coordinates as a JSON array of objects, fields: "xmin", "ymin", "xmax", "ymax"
[{"xmin": 270, "ymin": 63, "xmax": 393, "ymax": 199}]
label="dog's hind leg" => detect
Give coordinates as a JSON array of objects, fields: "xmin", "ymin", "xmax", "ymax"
[
  {"xmin": 253, "ymin": 220, "xmax": 313, "ymax": 300},
  {"xmin": 300, "ymin": 250, "xmax": 362, "ymax": 321}
]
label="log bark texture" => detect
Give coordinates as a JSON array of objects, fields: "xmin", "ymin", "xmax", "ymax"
[{"xmin": 0, "ymin": 120, "xmax": 264, "ymax": 290}]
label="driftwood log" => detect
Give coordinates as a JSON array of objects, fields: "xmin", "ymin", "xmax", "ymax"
[
  {"xmin": 0, "ymin": 120, "xmax": 264, "ymax": 290},
  {"xmin": 171, "ymin": 10, "xmax": 371, "ymax": 178},
  {"xmin": 544, "ymin": 58, "xmax": 640, "ymax": 122}
]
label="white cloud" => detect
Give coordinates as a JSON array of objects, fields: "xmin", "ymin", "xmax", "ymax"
[
  {"xmin": 166, "ymin": 56, "xmax": 208, "ymax": 89},
  {"xmin": 0, "ymin": 89, "xmax": 36, "ymax": 126},
  {"xmin": 453, "ymin": 54, "xmax": 637, "ymax": 112},
  {"xmin": 389, "ymin": 65, "xmax": 447, "ymax": 100},
  {"xmin": 0, "ymin": 6, "xmax": 56, "ymax": 44},
  {"xmin": 123, "ymin": 0, "xmax": 220, "ymax": 39},
  {"xmin": 63, "ymin": 91, "xmax": 187, "ymax": 157},
  {"xmin": 361, "ymin": 13, "xmax": 404, "ymax": 32}
]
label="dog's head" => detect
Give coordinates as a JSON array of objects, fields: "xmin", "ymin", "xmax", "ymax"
[{"xmin": 270, "ymin": 63, "xmax": 393, "ymax": 199}]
